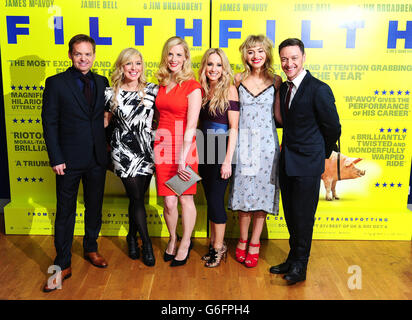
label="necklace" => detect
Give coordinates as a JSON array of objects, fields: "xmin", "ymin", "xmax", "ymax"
[
  {"xmin": 252, "ymin": 81, "xmax": 267, "ymax": 91},
  {"xmin": 246, "ymin": 77, "xmax": 271, "ymax": 95}
]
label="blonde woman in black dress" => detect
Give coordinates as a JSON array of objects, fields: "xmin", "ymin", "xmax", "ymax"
[
  {"xmin": 104, "ymin": 48, "xmax": 158, "ymax": 266},
  {"xmin": 198, "ymin": 48, "xmax": 239, "ymax": 267}
]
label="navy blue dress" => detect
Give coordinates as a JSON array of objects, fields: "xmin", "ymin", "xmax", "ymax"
[{"xmin": 199, "ymin": 100, "xmax": 239, "ymax": 224}]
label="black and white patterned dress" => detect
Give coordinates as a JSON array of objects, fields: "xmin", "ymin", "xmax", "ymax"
[{"xmin": 104, "ymin": 83, "xmax": 159, "ymax": 178}]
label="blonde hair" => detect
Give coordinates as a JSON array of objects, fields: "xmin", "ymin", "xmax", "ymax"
[
  {"xmin": 110, "ymin": 48, "xmax": 146, "ymax": 112},
  {"xmin": 155, "ymin": 36, "xmax": 195, "ymax": 86},
  {"xmin": 239, "ymin": 34, "xmax": 275, "ymax": 82},
  {"xmin": 198, "ymin": 48, "xmax": 233, "ymax": 116}
]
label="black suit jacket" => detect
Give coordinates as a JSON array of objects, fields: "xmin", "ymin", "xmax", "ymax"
[
  {"xmin": 280, "ymin": 70, "xmax": 341, "ymax": 176},
  {"xmin": 41, "ymin": 67, "xmax": 109, "ymax": 169}
]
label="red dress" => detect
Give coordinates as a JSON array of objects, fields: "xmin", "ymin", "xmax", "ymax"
[{"xmin": 154, "ymin": 79, "xmax": 202, "ymax": 196}]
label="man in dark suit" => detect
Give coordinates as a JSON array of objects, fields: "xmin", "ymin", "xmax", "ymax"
[
  {"xmin": 42, "ymin": 34, "xmax": 109, "ymax": 292},
  {"xmin": 269, "ymin": 38, "xmax": 341, "ymax": 284}
]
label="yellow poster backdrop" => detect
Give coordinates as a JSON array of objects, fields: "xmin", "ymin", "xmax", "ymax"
[
  {"xmin": 211, "ymin": 0, "xmax": 412, "ymax": 239},
  {"xmin": 1, "ymin": 0, "xmax": 411, "ymax": 240},
  {"xmin": 1, "ymin": 0, "xmax": 210, "ymax": 236}
]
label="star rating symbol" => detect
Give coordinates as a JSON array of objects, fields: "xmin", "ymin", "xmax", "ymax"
[
  {"xmin": 382, "ymin": 127, "xmax": 406, "ymax": 133},
  {"xmin": 10, "ymin": 84, "xmax": 44, "ymax": 91},
  {"xmin": 13, "ymin": 117, "xmax": 41, "ymax": 125},
  {"xmin": 16, "ymin": 177, "xmax": 45, "ymax": 183},
  {"xmin": 375, "ymin": 89, "xmax": 410, "ymax": 95},
  {"xmin": 375, "ymin": 182, "xmax": 402, "ymax": 188}
]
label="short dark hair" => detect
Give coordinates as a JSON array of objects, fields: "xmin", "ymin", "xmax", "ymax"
[
  {"xmin": 68, "ymin": 34, "xmax": 96, "ymax": 54},
  {"xmin": 278, "ymin": 38, "xmax": 305, "ymax": 55}
]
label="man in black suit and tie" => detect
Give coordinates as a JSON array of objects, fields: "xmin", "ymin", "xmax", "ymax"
[
  {"xmin": 42, "ymin": 34, "xmax": 109, "ymax": 292},
  {"xmin": 269, "ymin": 38, "xmax": 341, "ymax": 284}
]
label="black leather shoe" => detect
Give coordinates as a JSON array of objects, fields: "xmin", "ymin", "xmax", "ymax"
[
  {"xmin": 170, "ymin": 240, "xmax": 193, "ymax": 267},
  {"xmin": 142, "ymin": 243, "xmax": 156, "ymax": 267},
  {"xmin": 269, "ymin": 261, "xmax": 291, "ymax": 274},
  {"xmin": 126, "ymin": 235, "xmax": 140, "ymax": 260},
  {"xmin": 283, "ymin": 263, "xmax": 307, "ymax": 285}
]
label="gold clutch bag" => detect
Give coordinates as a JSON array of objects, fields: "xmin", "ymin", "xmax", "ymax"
[{"xmin": 165, "ymin": 165, "xmax": 202, "ymax": 196}]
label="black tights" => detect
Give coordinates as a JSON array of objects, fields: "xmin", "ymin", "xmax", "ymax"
[{"xmin": 121, "ymin": 175, "xmax": 152, "ymax": 245}]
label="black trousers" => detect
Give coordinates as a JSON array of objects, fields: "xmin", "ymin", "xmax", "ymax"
[
  {"xmin": 54, "ymin": 156, "xmax": 106, "ymax": 270},
  {"xmin": 279, "ymin": 156, "xmax": 321, "ymax": 266},
  {"xmin": 199, "ymin": 132, "xmax": 231, "ymax": 224},
  {"xmin": 199, "ymin": 163, "xmax": 231, "ymax": 224}
]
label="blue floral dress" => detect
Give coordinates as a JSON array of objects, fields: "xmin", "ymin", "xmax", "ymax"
[{"xmin": 228, "ymin": 83, "xmax": 280, "ymax": 215}]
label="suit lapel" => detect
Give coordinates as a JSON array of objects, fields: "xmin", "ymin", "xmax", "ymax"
[
  {"xmin": 91, "ymin": 72, "xmax": 102, "ymax": 113},
  {"xmin": 63, "ymin": 68, "xmax": 91, "ymax": 116},
  {"xmin": 289, "ymin": 71, "xmax": 312, "ymax": 111},
  {"xmin": 280, "ymin": 82, "xmax": 288, "ymax": 121}
]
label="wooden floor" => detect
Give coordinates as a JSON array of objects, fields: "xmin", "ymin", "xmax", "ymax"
[{"xmin": 0, "ymin": 213, "xmax": 411, "ymax": 300}]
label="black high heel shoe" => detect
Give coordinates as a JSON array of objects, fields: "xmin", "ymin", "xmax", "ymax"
[
  {"xmin": 126, "ymin": 234, "xmax": 140, "ymax": 260},
  {"xmin": 170, "ymin": 240, "xmax": 193, "ymax": 267},
  {"xmin": 142, "ymin": 243, "xmax": 156, "ymax": 267},
  {"xmin": 163, "ymin": 234, "xmax": 180, "ymax": 262},
  {"xmin": 163, "ymin": 251, "xmax": 175, "ymax": 262}
]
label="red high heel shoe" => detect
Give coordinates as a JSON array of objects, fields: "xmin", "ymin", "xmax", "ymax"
[
  {"xmin": 244, "ymin": 242, "xmax": 260, "ymax": 268},
  {"xmin": 235, "ymin": 239, "xmax": 248, "ymax": 263}
]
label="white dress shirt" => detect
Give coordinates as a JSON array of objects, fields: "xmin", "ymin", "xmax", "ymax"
[{"xmin": 286, "ymin": 69, "xmax": 307, "ymax": 109}]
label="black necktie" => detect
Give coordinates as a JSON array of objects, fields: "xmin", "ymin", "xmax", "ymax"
[
  {"xmin": 285, "ymin": 81, "xmax": 293, "ymax": 115},
  {"xmin": 80, "ymin": 74, "xmax": 93, "ymax": 108}
]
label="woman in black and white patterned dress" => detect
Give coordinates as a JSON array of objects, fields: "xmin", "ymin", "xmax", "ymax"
[{"xmin": 104, "ymin": 48, "xmax": 158, "ymax": 266}]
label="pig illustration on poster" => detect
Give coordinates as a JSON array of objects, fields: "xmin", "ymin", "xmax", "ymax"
[{"xmin": 321, "ymin": 151, "xmax": 366, "ymax": 201}]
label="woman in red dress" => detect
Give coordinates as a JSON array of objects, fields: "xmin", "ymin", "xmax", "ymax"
[{"xmin": 154, "ymin": 36, "xmax": 202, "ymax": 266}]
